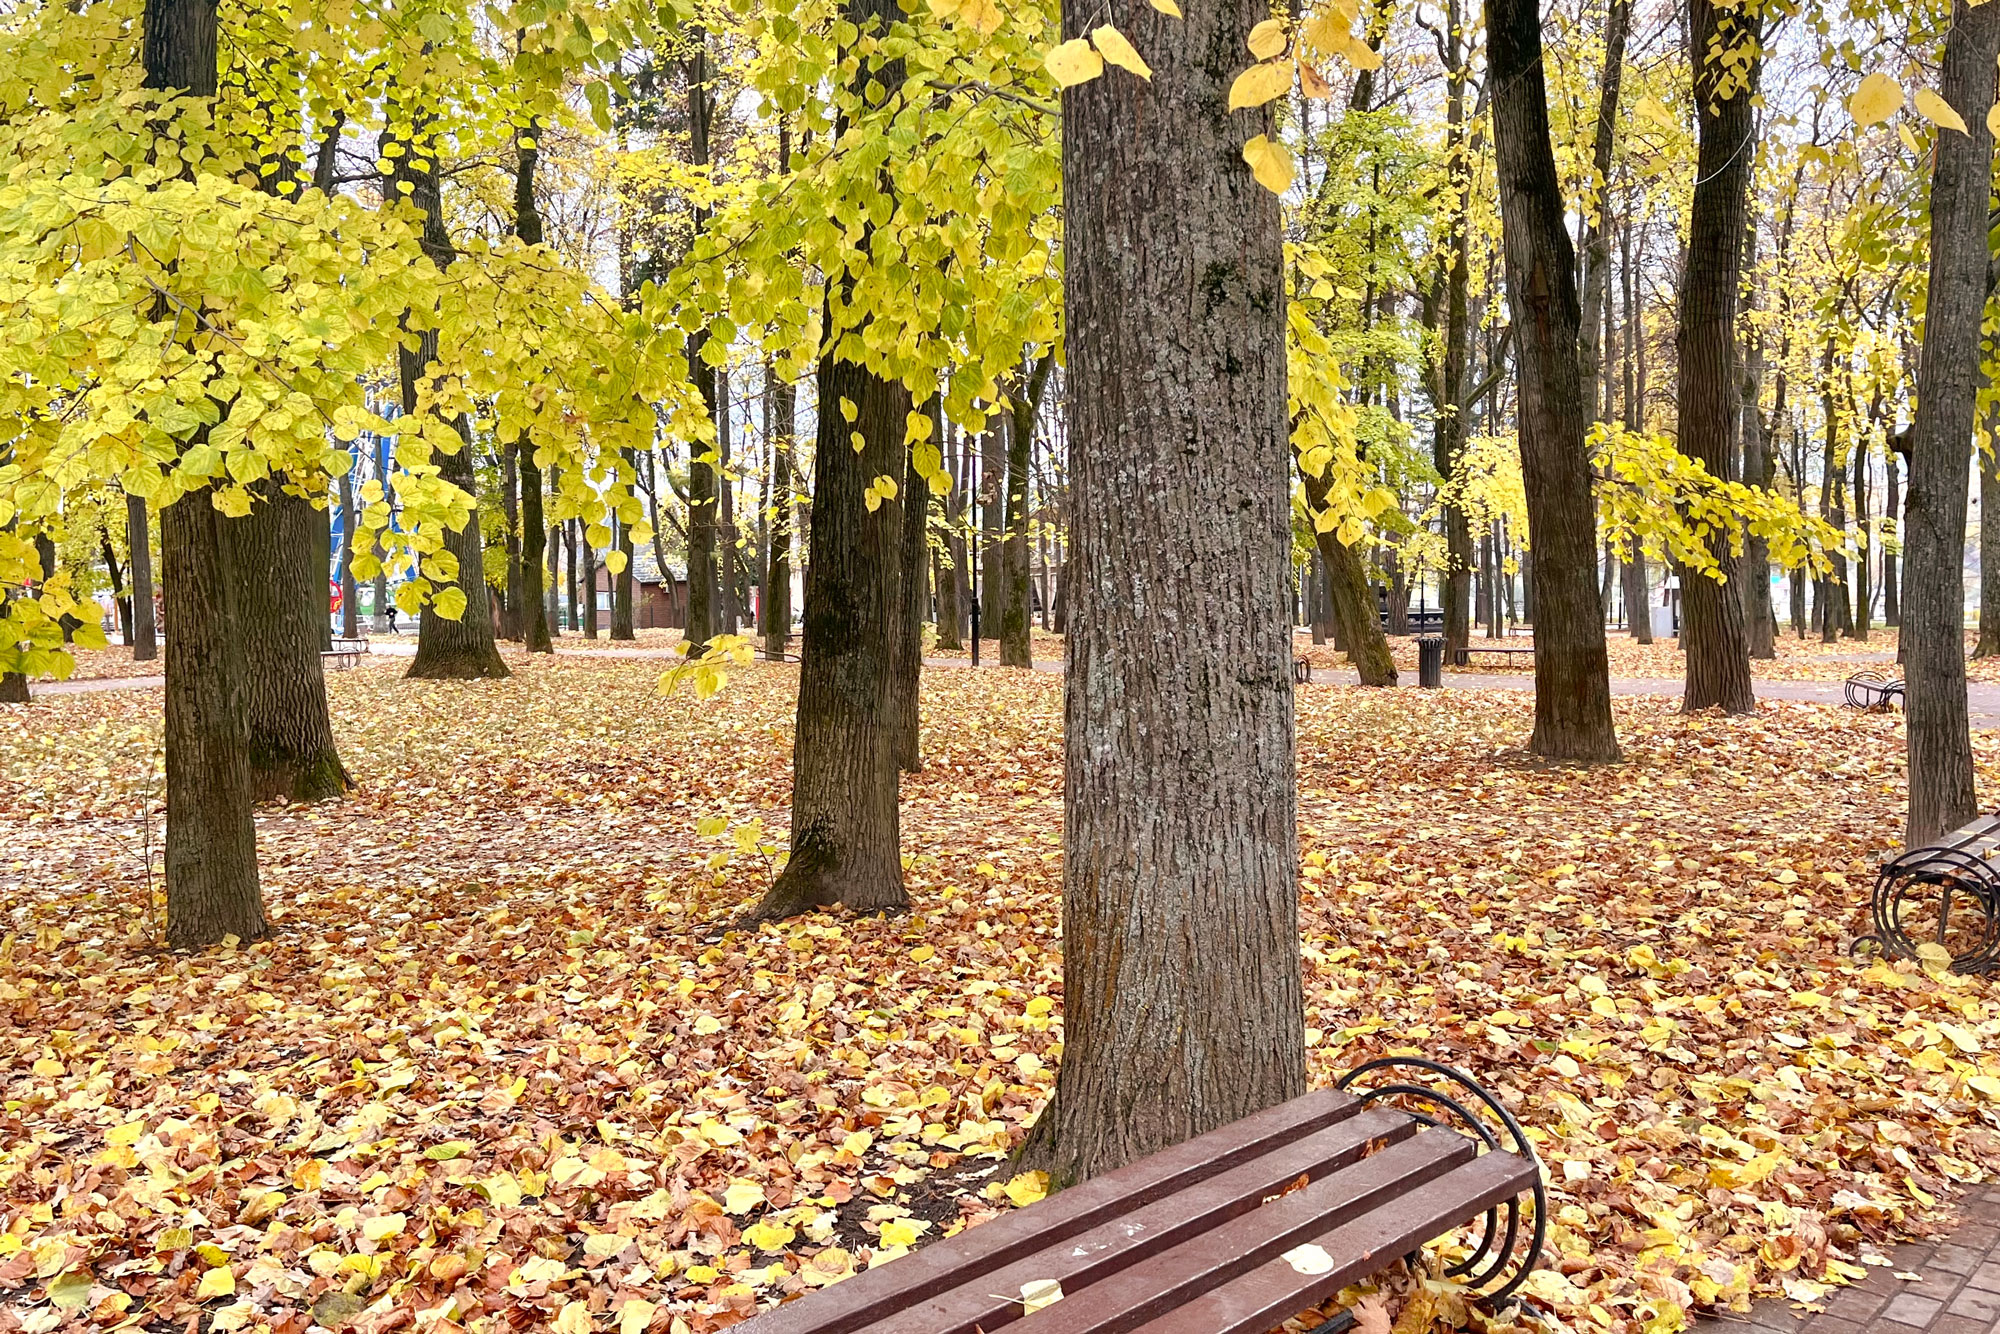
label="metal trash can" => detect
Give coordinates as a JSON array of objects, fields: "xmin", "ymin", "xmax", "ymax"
[{"xmin": 1417, "ymin": 635, "xmax": 1444, "ymax": 689}]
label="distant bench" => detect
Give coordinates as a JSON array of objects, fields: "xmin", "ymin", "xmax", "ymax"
[
  {"xmin": 1844, "ymin": 670, "xmax": 1903, "ymax": 709},
  {"xmin": 323, "ymin": 636, "xmax": 370, "ymax": 671},
  {"xmin": 739, "ymin": 1059, "xmax": 1543, "ymax": 1333},
  {"xmin": 1451, "ymin": 645, "xmax": 1534, "ymax": 669}
]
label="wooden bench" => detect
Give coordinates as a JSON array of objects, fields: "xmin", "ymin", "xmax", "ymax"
[
  {"xmin": 1450, "ymin": 645, "xmax": 1534, "ymax": 669},
  {"xmin": 323, "ymin": 636, "xmax": 370, "ymax": 671},
  {"xmin": 1844, "ymin": 670, "xmax": 1903, "ymax": 709},
  {"xmin": 740, "ymin": 1059, "xmax": 1544, "ymax": 1332},
  {"xmin": 1860, "ymin": 813, "xmax": 2000, "ymax": 975}
]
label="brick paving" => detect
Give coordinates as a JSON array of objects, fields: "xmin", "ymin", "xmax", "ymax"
[{"xmin": 1694, "ymin": 1185, "xmax": 2000, "ymax": 1332}]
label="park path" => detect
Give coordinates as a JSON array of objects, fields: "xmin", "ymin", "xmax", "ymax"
[{"xmin": 1693, "ymin": 1183, "xmax": 2000, "ymax": 1332}]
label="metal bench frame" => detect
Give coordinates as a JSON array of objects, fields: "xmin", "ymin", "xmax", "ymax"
[
  {"xmin": 1856, "ymin": 814, "xmax": 2000, "ymax": 975},
  {"xmin": 739, "ymin": 1059, "xmax": 1543, "ymax": 1332},
  {"xmin": 323, "ymin": 636, "xmax": 371, "ymax": 671},
  {"xmin": 1451, "ymin": 646, "xmax": 1534, "ymax": 668},
  {"xmin": 1844, "ymin": 670, "xmax": 1904, "ymax": 709}
]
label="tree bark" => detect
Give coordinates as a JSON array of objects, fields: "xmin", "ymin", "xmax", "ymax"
[
  {"xmin": 1485, "ymin": 0, "xmax": 1620, "ymax": 762},
  {"xmin": 1576, "ymin": 0, "xmax": 1632, "ymax": 395},
  {"xmin": 613, "ymin": 454, "xmax": 637, "ymax": 640},
  {"xmin": 126, "ymin": 493, "xmax": 158, "ymax": 660},
  {"xmin": 933, "ymin": 422, "xmax": 962, "ymax": 651},
  {"xmin": 980, "ymin": 419, "xmax": 1004, "ymax": 642},
  {"xmin": 682, "ymin": 43, "xmax": 719, "ymax": 653},
  {"xmin": 717, "ymin": 366, "xmax": 739, "ymax": 635},
  {"xmin": 499, "ymin": 440, "xmax": 523, "ymax": 640},
  {"xmin": 338, "ymin": 468, "xmax": 359, "ymax": 639},
  {"xmin": 520, "ymin": 451, "xmax": 552, "ymax": 652},
  {"xmin": 1296, "ymin": 451, "xmax": 1395, "ymax": 685},
  {"xmin": 227, "ymin": 485, "xmax": 352, "ymax": 802},
  {"xmin": 747, "ymin": 0, "xmax": 914, "ymax": 920},
  {"xmin": 1851, "ymin": 423, "xmax": 1872, "ymax": 639},
  {"xmin": 1977, "ymin": 429, "xmax": 2000, "ymax": 658},
  {"xmin": 1741, "ymin": 243, "xmax": 1776, "ymax": 660},
  {"xmin": 581, "ymin": 524, "xmax": 598, "ymax": 638},
  {"xmin": 1017, "ymin": 0, "xmax": 1303, "ymax": 1187},
  {"xmin": 1905, "ymin": 0, "xmax": 2000, "ymax": 844},
  {"xmin": 1885, "ymin": 448, "xmax": 1901, "ymax": 626},
  {"xmin": 101, "ymin": 523, "xmax": 132, "ymax": 643},
  {"xmin": 1674, "ymin": 0, "xmax": 1760, "ymax": 712}
]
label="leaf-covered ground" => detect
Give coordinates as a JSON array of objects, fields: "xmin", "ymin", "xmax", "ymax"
[{"xmin": 6, "ymin": 658, "xmax": 2000, "ymax": 1334}]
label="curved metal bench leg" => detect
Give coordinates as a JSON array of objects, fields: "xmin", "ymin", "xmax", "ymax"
[
  {"xmin": 1334, "ymin": 1057, "xmax": 1546, "ymax": 1308},
  {"xmin": 1869, "ymin": 846, "xmax": 2000, "ymax": 975}
]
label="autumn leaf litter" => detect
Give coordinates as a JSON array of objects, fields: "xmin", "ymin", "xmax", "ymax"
[{"xmin": 4, "ymin": 657, "xmax": 2000, "ymax": 1334}]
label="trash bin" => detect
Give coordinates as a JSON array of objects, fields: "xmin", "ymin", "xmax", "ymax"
[{"xmin": 1417, "ymin": 635, "xmax": 1444, "ymax": 689}]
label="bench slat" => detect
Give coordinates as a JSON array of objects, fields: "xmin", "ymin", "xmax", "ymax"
[
  {"xmin": 1123, "ymin": 1149, "xmax": 1537, "ymax": 1334},
  {"xmin": 862, "ymin": 1108, "xmax": 1416, "ymax": 1334},
  {"xmin": 1003, "ymin": 1130, "xmax": 1475, "ymax": 1334},
  {"xmin": 738, "ymin": 1089, "xmax": 1363, "ymax": 1334}
]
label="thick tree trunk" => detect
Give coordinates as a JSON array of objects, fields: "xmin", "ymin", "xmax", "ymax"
[
  {"xmin": 748, "ymin": 322, "xmax": 911, "ymax": 919},
  {"xmin": 1674, "ymin": 0, "xmax": 1759, "ymax": 712},
  {"xmin": 1905, "ymin": 0, "xmax": 1999, "ymax": 844},
  {"xmin": 227, "ymin": 486, "xmax": 352, "ymax": 802},
  {"xmin": 126, "ymin": 493, "xmax": 158, "ymax": 660},
  {"xmin": 162, "ymin": 485, "xmax": 266, "ymax": 947},
  {"xmin": 1485, "ymin": 0, "xmax": 1620, "ymax": 761},
  {"xmin": 766, "ymin": 377, "xmax": 796, "ymax": 657},
  {"xmin": 1017, "ymin": 0, "xmax": 1302, "ymax": 1187}
]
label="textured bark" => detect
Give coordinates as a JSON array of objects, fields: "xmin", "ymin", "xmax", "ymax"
[
  {"xmin": 227, "ymin": 486, "xmax": 351, "ymax": 803},
  {"xmin": 747, "ymin": 328, "xmax": 910, "ymax": 919},
  {"xmin": 162, "ymin": 484, "xmax": 266, "ymax": 947},
  {"xmin": 1622, "ymin": 552, "xmax": 1652, "ymax": 642},
  {"xmin": 933, "ymin": 424, "xmax": 962, "ymax": 651},
  {"xmin": 338, "ymin": 470, "xmax": 359, "ymax": 639},
  {"xmin": 101, "ymin": 523, "xmax": 132, "ymax": 643},
  {"xmin": 1741, "ymin": 255, "xmax": 1776, "ymax": 660},
  {"xmin": 580, "ymin": 526, "xmax": 598, "ymax": 639},
  {"xmin": 1851, "ymin": 424, "xmax": 1872, "ymax": 640},
  {"xmin": 1885, "ymin": 450, "xmax": 1901, "ymax": 626},
  {"xmin": 389, "ymin": 110, "xmax": 508, "ymax": 681},
  {"xmin": 1016, "ymin": 0, "xmax": 1303, "ymax": 1187},
  {"xmin": 980, "ymin": 421, "xmax": 1004, "ymax": 631},
  {"xmin": 1576, "ymin": 0, "xmax": 1631, "ymax": 394},
  {"xmin": 1485, "ymin": 0, "xmax": 1620, "ymax": 762},
  {"xmin": 613, "ymin": 452, "xmax": 637, "ymax": 641},
  {"xmin": 1674, "ymin": 0, "xmax": 1759, "ymax": 713},
  {"xmin": 126, "ymin": 493, "xmax": 158, "ymax": 660},
  {"xmin": 1431, "ymin": 0, "xmax": 1475, "ymax": 658},
  {"xmin": 748, "ymin": 0, "xmax": 913, "ymax": 921},
  {"xmin": 765, "ymin": 376, "xmax": 796, "ymax": 657},
  {"xmin": 1000, "ymin": 356, "xmax": 1053, "ymax": 667},
  {"xmin": 682, "ymin": 44, "xmax": 719, "ymax": 653},
  {"xmin": 1977, "ymin": 414, "xmax": 2000, "ymax": 659},
  {"xmin": 1905, "ymin": 0, "xmax": 2000, "ymax": 844},
  {"xmin": 718, "ymin": 367, "xmax": 740, "ymax": 635}
]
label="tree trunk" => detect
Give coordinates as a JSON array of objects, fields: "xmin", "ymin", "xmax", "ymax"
[
  {"xmin": 980, "ymin": 420, "xmax": 1004, "ymax": 646},
  {"xmin": 126, "ymin": 492, "xmax": 158, "ymax": 660},
  {"xmin": 1017, "ymin": 0, "xmax": 1303, "ymax": 1187},
  {"xmin": 897, "ymin": 414, "xmax": 931, "ymax": 770},
  {"xmin": 1851, "ymin": 426, "xmax": 1872, "ymax": 639},
  {"xmin": 1485, "ymin": 0, "xmax": 1620, "ymax": 761},
  {"xmin": 389, "ymin": 114, "xmax": 507, "ymax": 681},
  {"xmin": 747, "ymin": 0, "xmax": 914, "ymax": 919},
  {"xmin": 1977, "ymin": 426, "xmax": 2000, "ymax": 658},
  {"xmin": 338, "ymin": 469, "xmax": 359, "ymax": 639},
  {"xmin": 520, "ymin": 448, "xmax": 552, "ymax": 652},
  {"xmin": 766, "ymin": 374, "xmax": 796, "ymax": 657},
  {"xmin": 1576, "ymin": 0, "xmax": 1632, "ymax": 393},
  {"xmin": 1674, "ymin": 0, "xmax": 1759, "ymax": 712},
  {"xmin": 101, "ymin": 523, "xmax": 132, "ymax": 643},
  {"xmin": 748, "ymin": 318, "xmax": 911, "ymax": 918},
  {"xmin": 613, "ymin": 459, "xmax": 637, "ymax": 640},
  {"xmin": 581, "ymin": 524, "xmax": 598, "ymax": 638},
  {"xmin": 499, "ymin": 440, "xmax": 523, "ymax": 640},
  {"xmin": 1885, "ymin": 449, "xmax": 1902, "ymax": 626},
  {"xmin": 1741, "ymin": 259, "xmax": 1776, "ymax": 660},
  {"xmin": 1296, "ymin": 452, "xmax": 1395, "ymax": 685},
  {"xmin": 1623, "ymin": 551, "xmax": 1652, "ymax": 642},
  {"xmin": 933, "ymin": 423, "xmax": 963, "ymax": 651},
  {"xmin": 563, "ymin": 512, "xmax": 579, "ymax": 631},
  {"xmin": 227, "ymin": 486, "xmax": 352, "ymax": 802},
  {"xmin": 1001, "ymin": 357, "xmax": 1053, "ymax": 667},
  {"xmin": 1905, "ymin": 0, "xmax": 2000, "ymax": 844}
]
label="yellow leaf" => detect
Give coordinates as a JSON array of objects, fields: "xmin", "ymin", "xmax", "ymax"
[
  {"xmin": 482, "ymin": 1173, "xmax": 523, "ymax": 1208},
  {"xmin": 1345, "ymin": 39, "xmax": 1381, "ymax": 71},
  {"xmin": 1636, "ymin": 94, "xmax": 1679, "ymax": 131},
  {"xmin": 1022, "ymin": 1278, "xmax": 1064, "ymax": 1313},
  {"xmin": 693, "ymin": 1014, "xmax": 723, "ymax": 1035},
  {"xmin": 196, "ymin": 1266, "xmax": 237, "ymax": 1300},
  {"xmin": 1299, "ymin": 60, "xmax": 1332, "ymax": 99},
  {"xmin": 879, "ymin": 1218, "xmax": 928, "ymax": 1247},
  {"xmin": 1243, "ymin": 133, "xmax": 1296, "ymax": 193},
  {"xmin": 361, "ymin": 1214, "xmax": 406, "ymax": 1243},
  {"xmin": 617, "ymin": 1299, "xmax": 655, "ymax": 1334},
  {"xmin": 555, "ymin": 1301, "xmax": 594, "ymax": 1334},
  {"xmin": 1002, "ymin": 1171, "xmax": 1048, "ymax": 1207},
  {"xmin": 1968, "ymin": 1074, "xmax": 2000, "ymax": 1100},
  {"xmin": 1091, "ymin": 25, "xmax": 1152, "ymax": 79},
  {"xmin": 1988, "ymin": 101, "xmax": 2000, "ymax": 137},
  {"xmin": 723, "ymin": 1179, "xmax": 766, "ymax": 1214},
  {"xmin": 1849, "ymin": 72, "xmax": 1902, "ymax": 127},
  {"xmin": 1149, "ymin": 0, "xmax": 1181, "ymax": 14},
  {"xmin": 1900, "ymin": 121, "xmax": 1923, "ymax": 154},
  {"xmin": 745, "ymin": 1220, "xmax": 797, "ymax": 1251},
  {"xmin": 960, "ymin": 0, "xmax": 1002, "ymax": 34},
  {"xmin": 31, "ymin": 1056, "xmax": 61, "ymax": 1077},
  {"xmin": 1045, "ymin": 38, "xmax": 1104, "ymax": 87},
  {"xmin": 1228, "ymin": 60, "xmax": 1293, "ymax": 111},
  {"xmin": 1917, "ymin": 86, "xmax": 1969, "ymax": 134},
  {"xmin": 909, "ymin": 944, "xmax": 936, "ymax": 963},
  {"xmin": 1246, "ymin": 19, "xmax": 1287, "ymax": 59}
]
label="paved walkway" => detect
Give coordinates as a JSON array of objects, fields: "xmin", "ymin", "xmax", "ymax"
[{"xmin": 1696, "ymin": 1185, "xmax": 2000, "ymax": 1331}]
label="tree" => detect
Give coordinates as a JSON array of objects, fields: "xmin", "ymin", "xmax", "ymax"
[
  {"xmin": 764, "ymin": 371, "xmax": 796, "ymax": 658},
  {"xmin": 1674, "ymin": 0, "xmax": 1760, "ymax": 713},
  {"xmin": 999, "ymin": 355, "xmax": 1053, "ymax": 667},
  {"xmin": 126, "ymin": 495, "xmax": 158, "ymax": 661},
  {"xmin": 147, "ymin": 0, "xmax": 267, "ymax": 948},
  {"xmin": 1903, "ymin": 0, "xmax": 2000, "ymax": 844},
  {"xmin": 1018, "ymin": 0, "xmax": 1305, "ymax": 1184},
  {"xmin": 897, "ymin": 411, "xmax": 932, "ymax": 770},
  {"xmin": 1484, "ymin": 0, "xmax": 1619, "ymax": 763}
]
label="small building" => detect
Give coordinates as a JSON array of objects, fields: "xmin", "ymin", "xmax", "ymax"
[{"xmin": 590, "ymin": 545, "xmax": 687, "ymax": 629}]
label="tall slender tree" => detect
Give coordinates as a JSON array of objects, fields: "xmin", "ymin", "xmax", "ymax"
[
  {"xmin": 999, "ymin": 355, "xmax": 1053, "ymax": 668},
  {"xmin": 1018, "ymin": 0, "xmax": 1303, "ymax": 1183},
  {"xmin": 1904, "ymin": 0, "xmax": 2000, "ymax": 844},
  {"xmin": 126, "ymin": 493, "xmax": 158, "ymax": 660},
  {"xmin": 1484, "ymin": 0, "xmax": 1620, "ymax": 762}
]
